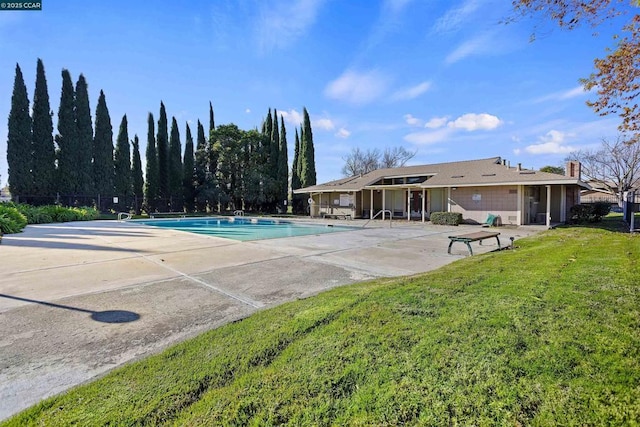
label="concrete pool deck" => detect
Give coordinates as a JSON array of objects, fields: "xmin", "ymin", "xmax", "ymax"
[{"xmin": 0, "ymin": 218, "xmax": 545, "ymax": 420}]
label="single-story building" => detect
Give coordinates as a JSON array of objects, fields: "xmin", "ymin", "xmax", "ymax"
[{"xmin": 294, "ymin": 157, "xmax": 589, "ymax": 227}]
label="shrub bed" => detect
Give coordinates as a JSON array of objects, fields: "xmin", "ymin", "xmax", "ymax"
[
  {"xmin": 430, "ymin": 211, "xmax": 463, "ymax": 225},
  {"xmin": 570, "ymin": 202, "xmax": 611, "ymax": 224},
  {"xmin": 0, "ymin": 202, "xmax": 100, "ymax": 235}
]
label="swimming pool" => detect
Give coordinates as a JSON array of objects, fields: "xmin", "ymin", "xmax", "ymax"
[{"xmin": 133, "ymin": 217, "xmax": 356, "ymax": 241}]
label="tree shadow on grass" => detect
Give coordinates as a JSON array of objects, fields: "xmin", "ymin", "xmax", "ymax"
[
  {"xmin": 555, "ymin": 215, "xmax": 632, "ymax": 233},
  {"xmin": 0, "ymin": 293, "xmax": 140, "ymax": 323}
]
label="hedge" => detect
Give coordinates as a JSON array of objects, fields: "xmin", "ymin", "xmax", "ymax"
[
  {"xmin": 569, "ymin": 202, "xmax": 611, "ymax": 224},
  {"xmin": 430, "ymin": 211, "xmax": 463, "ymax": 226},
  {"xmin": 0, "ymin": 202, "xmax": 100, "ymax": 235}
]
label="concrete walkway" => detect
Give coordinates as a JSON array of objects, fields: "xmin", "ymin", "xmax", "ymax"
[{"xmin": 0, "ymin": 219, "xmax": 543, "ymax": 420}]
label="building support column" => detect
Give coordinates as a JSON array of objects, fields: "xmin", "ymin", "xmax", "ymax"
[
  {"xmin": 560, "ymin": 185, "xmax": 566, "ymax": 223},
  {"xmin": 407, "ymin": 188, "xmax": 411, "ymax": 221},
  {"xmin": 517, "ymin": 185, "xmax": 523, "ymax": 225},
  {"xmin": 370, "ymin": 189, "xmax": 374, "ymax": 219},
  {"xmin": 421, "ymin": 188, "xmax": 426, "ymax": 223},
  {"xmin": 546, "ymin": 185, "xmax": 552, "ymax": 227},
  {"xmin": 447, "ymin": 187, "xmax": 452, "ymax": 212},
  {"xmin": 382, "ymin": 189, "xmax": 386, "ymax": 220}
]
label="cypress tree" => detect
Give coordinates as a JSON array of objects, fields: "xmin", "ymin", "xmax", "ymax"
[
  {"xmin": 157, "ymin": 101, "xmax": 169, "ymax": 199},
  {"xmin": 297, "ymin": 124, "xmax": 304, "ymax": 181},
  {"xmin": 131, "ymin": 134, "xmax": 144, "ymax": 213},
  {"xmin": 144, "ymin": 113, "xmax": 159, "ymax": 212},
  {"xmin": 113, "ymin": 114, "xmax": 131, "ymax": 198},
  {"xmin": 168, "ymin": 116, "xmax": 183, "ymax": 205},
  {"xmin": 75, "ymin": 74, "xmax": 94, "ymax": 194},
  {"xmin": 195, "ymin": 120, "xmax": 208, "ymax": 211},
  {"xmin": 7, "ymin": 63, "xmax": 33, "ymax": 199},
  {"xmin": 182, "ymin": 123, "xmax": 195, "ymax": 212},
  {"xmin": 93, "ymin": 90, "xmax": 114, "ymax": 197},
  {"xmin": 31, "ymin": 58, "xmax": 56, "ymax": 200},
  {"xmin": 300, "ymin": 107, "xmax": 316, "ymax": 188},
  {"xmin": 290, "ymin": 128, "xmax": 302, "ymax": 213},
  {"xmin": 270, "ymin": 110, "xmax": 280, "ymax": 175},
  {"xmin": 277, "ymin": 114, "xmax": 288, "ymax": 208},
  {"xmin": 209, "ymin": 101, "xmax": 215, "ymax": 134},
  {"xmin": 55, "ymin": 69, "xmax": 78, "ymax": 195}
]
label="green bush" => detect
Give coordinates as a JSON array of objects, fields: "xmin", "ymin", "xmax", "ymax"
[
  {"xmin": 0, "ymin": 203, "xmax": 100, "ymax": 233},
  {"xmin": 430, "ymin": 211, "xmax": 462, "ymax": 225},
  {"xmin": 570, "ymin": 203, "xmax": 611, "ymax": 224},
  {"xmin": 592, "ymin": 202, "xmax": 612, "ymax": 218},
  {"xmin": 0, "ymin": 205, "xmax": 28, "ymax": 234}
]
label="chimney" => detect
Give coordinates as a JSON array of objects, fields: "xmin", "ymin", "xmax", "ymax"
[
  {"xmin": 517, "ymin": 163, "xmax": 522, "ymax": 171},
  {"xmin": 566, "ymin": 161, "xmax": 581, "ymax": 178},
  {"xmin": 502, "ymin": 159, "xmax": 506, "ymax": 166}
]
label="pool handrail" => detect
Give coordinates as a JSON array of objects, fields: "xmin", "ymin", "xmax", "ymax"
[{"xmin": 117, "ymin": 212, "xmax": 132, "ymax": 221}]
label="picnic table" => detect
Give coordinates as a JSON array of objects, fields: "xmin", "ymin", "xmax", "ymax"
[{"xmin": 448, "ymin": 231, "xmax": 501, "ymax": 256}]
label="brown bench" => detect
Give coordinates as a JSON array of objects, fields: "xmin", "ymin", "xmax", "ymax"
[{"xmin": 448, "ymin": 231, "xmax": 501, "ymax": 255}]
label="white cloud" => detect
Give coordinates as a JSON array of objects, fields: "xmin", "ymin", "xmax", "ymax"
[
  {"xmin": 279, "ymin": 109, "xmax": 304, "ymax": 125},
  {"xmin": 392, "ymin": 81, "xmax": 431, "ymax": 101},
  {"xmin": 324, "ymin": 69, "xmax": 389, "ymax": 105},
  {"xmin": 313, "ymin": 118, "xmax": 335, "ymax": 131},
  {"xmin": 404, "ymin": 114, "xmax": 422, "ymax": 126},
  {"xmin": 256, "ymin": 0, "xmax": 326, "ymax": 52},
  {"xmin": 513, "ymin": 148, "xmax": 522, "ymax": 155},
  {"xmin": 245, "ymin": 108, "xmax": 251, "ymax": 113},
  {"xmin": 432, "ymin": 0, "xmax": 481, "ymax": 33},
  {"xmin": 335, "ymin": 128, "xmax": 351, "ymax": 138},
  {"xmin": 404, "ymin": 128, "xmax": 454, "ymax": 145},
  {"xmin": 448, "ymin": 113, "xmax": 502, "ymax": 131},
  {"xmin": 532, "ymin": 85, "xmax": 590, "ymax": 103},
  {"xmin": 445, "ymin": 32, "xmax": 495, "ymax": 64},
  {"xmin": 524, "ymin": 130, "xmax": 577, "ymax": 154},
  {"xmin": 425, "ymin": 116, "xmax": 449, "ymax": 129}
]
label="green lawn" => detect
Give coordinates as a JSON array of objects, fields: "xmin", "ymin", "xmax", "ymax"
[{"xmin": 4, "ymin": 219, "xmax": 640, "ymax": 426}]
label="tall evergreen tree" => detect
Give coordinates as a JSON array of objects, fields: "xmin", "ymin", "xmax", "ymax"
[
  {"xmin": 131, "ymin": 134, "xmax": 144, "ymax": 213},
  {"xmin": 31, "ymin": 58, "xmax": 56, "ymax": 199},
  {"xmin": 93, "ymin": 90, "xmax": 114, "ymax": 197},
  {"xmin": 75, "ymin": 74, "xmax": 94, "ymax": 194},
  {"xmin": 144, "ymin": 113, "xmax": 159, "ymax": 211},
  {"xmin": 168, "ymin": 116, "xmax": 183, "ymax": 205},
  {"xmin": 7, "ymin": 63, "xmax": 33, "ymax": 199},
  {"xmin": 113, "ymin": 114, "xmax": 131, "ymax": 198},
  {"xmin": 209, "ymin": 101, "xmax": 215, "ymax": 134},
  {"xmin": 195, "ymin": 120, "xmax": 209, "ymax": 211},
  {"xmin": 182, "ymin": 123, "xmax": 196, "ymax": 212},
  {"xmin": 277, "ymin": 114, "xmax": 288, "ymax": 208},
  {"xmin": 55, "ymin": 69, "xmax": 78, "ymax": 195},
  {"xmin": 290, "ymin": 128, "xmax": 302, "ymax": 213},
  {"xmin": 157, "ymin": 101, "xmax": 169, "ymax": 199},
  {"xmin": 300, "ymin": 107, "xmax": 316, "ymax": 188},
  {"xmin": 270, "ymin": 110, "xmax": 280, "ymax": 175}
]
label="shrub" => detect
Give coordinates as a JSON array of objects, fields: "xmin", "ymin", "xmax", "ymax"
[
  {"xmin": 0, "ymin": 204, "xmax": 28, "ymax": 234},
  {"xmin": 592, "ymin": 202, "xmax": 612, "ymax": 218},
  {"xmin": 430, "ymin": 212, "xmax": 463, "ymax": 226},
  {"xmin": 570, "ymin": 203, "xmax": 611, "ymax": 224}
]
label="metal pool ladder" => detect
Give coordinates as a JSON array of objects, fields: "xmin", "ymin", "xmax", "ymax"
[{"xmin": 362, "ymin": 209, "xmax": 392, "ymax": 228}]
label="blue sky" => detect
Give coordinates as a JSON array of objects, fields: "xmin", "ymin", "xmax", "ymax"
[{"xmin": 0, "ymin": 0, "xmax": 630, "ymax": 187}]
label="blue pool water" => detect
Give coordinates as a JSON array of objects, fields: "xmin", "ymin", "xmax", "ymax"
[{"xmin": 133, "ymin": 217, "xmax": 356, "ymax": 241}]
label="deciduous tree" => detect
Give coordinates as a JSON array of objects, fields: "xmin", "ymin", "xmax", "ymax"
[
  {"xmin": 511, "ymin": 0, "xmax": 640, "ymax": 136},
  {"xmin": 567, "ymin": 137, "xmax": 640, "ymax": 203}
]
